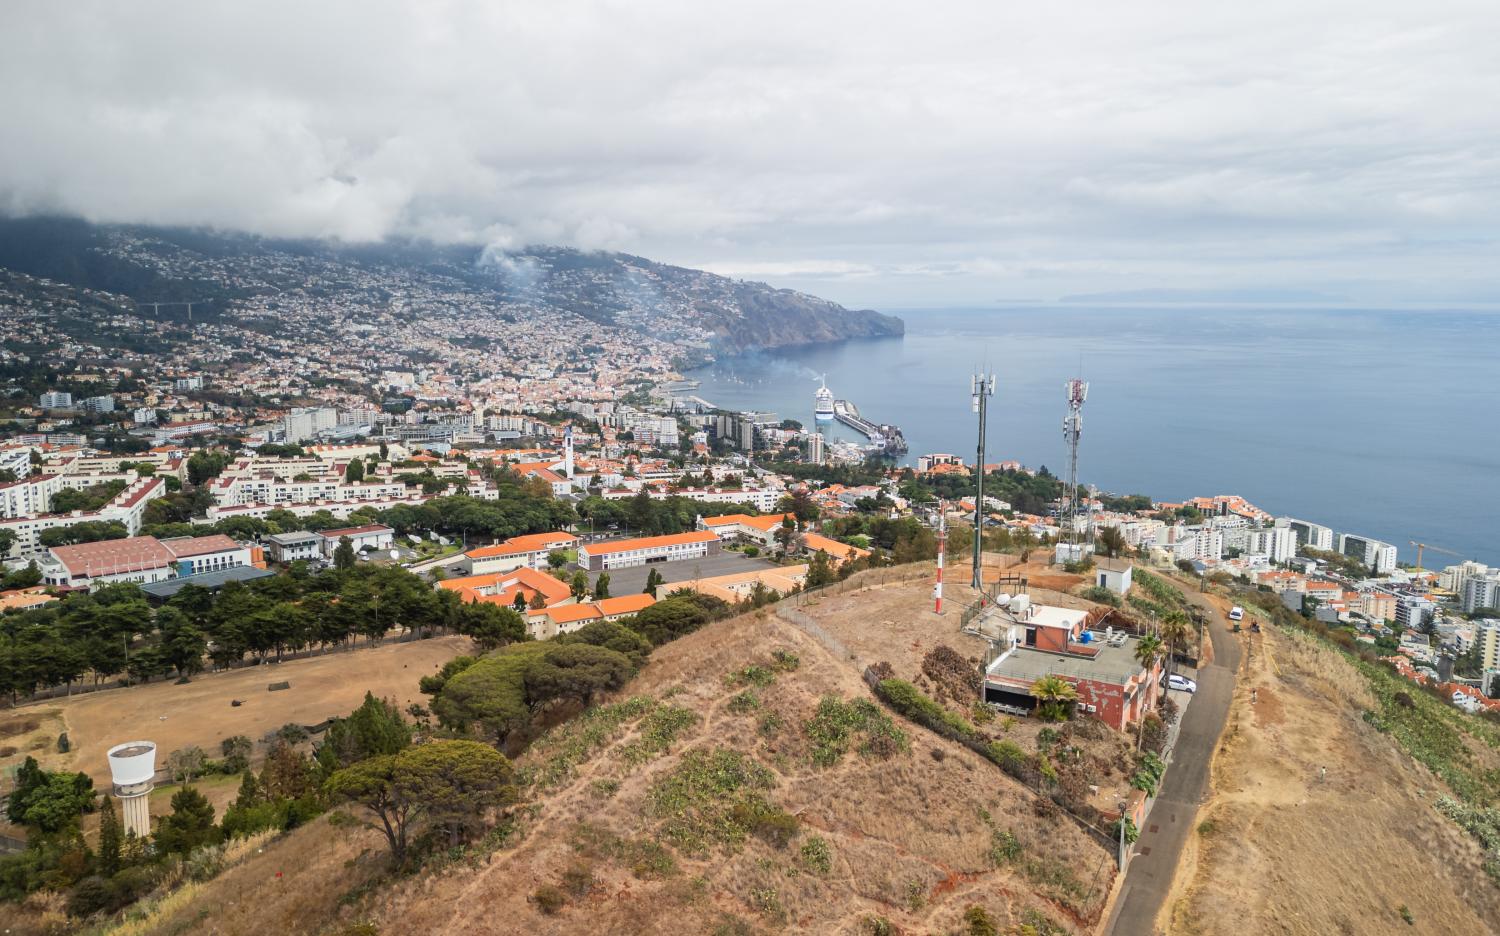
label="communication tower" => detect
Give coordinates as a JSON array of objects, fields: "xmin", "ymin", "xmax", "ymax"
[
  {"xmin": 971, "ymin": 372, "xmax": 996, "ymax": 590},
  {"xmin": 1062, "ymin": 378, "xmax": 1089, "ymax": 555}
]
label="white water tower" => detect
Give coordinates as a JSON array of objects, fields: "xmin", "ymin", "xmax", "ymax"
[{"xmin": 107, "ymin": 741, "xmax": 157, "ymax": 838}]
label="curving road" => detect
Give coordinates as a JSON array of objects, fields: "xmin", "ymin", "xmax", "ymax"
[{"xmin": 1105, "ymin": 586, "xmax": 1241, "ymax": 936}]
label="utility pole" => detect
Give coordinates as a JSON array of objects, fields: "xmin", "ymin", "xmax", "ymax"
[{"xmin": 971, "ymin": 372, "xmax": 995, "ymax": 591}]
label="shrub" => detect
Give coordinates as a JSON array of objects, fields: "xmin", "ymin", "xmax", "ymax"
[
  {"xmin": 800, "ymin": 835, "xmax": 832, "ymax": 873},
  {"xmin": 533, "ymin": 884, "xmax": 567, "ymax": 914},
  {"xmin": 727, "ymin": 691, "xmax": 761, "ymax": 715},
  {"xmin": 561, "ymin": 863, "xmax": 594, "ymax": 897},
  {"xmin": 804, "ymin": 696, "xmax": 909, "ymax": 767},
  {"xmin": 1080, "ymin": 585, "xmax": 1120, "ymax": 607},
  {"xmin": 771, "ymin": 649, "xmax": 800, "ymax": 671},
  {"xmin": 56, "ymin": 733, "xmax": 70, "ymax": 754},
  {"xmin": 726, "ymin": 665, "xmax": 777, "ymax": 688},
  {"xmin": 986, "ymin": 828, "xmax": 1022, "ymax": 865},
  {"xmin": 874, "ymin": 679, "xmax": 976, "ymax": 740},
  {"xmin": 963, "ymin": 905, "xmax": 999, "ymax": 936}
]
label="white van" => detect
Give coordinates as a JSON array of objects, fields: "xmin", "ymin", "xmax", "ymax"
[{"xmin": 1228, "ymin": 606, "xmax": 1244, "ymax": 621}]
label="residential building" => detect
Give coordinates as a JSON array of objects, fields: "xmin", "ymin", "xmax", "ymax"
[
  {"xmin": 1245, "ymin": 526, "xmax": 1297, "ymax": 564},
  {"xmin": 917, "ymin": 453, "xmax": 965, "ymax": 472},
  {"xmin": 1337, "ymin": 533, "xmax": 1398, "ymax": 574},
  {"xmin": 577, "ymin": 530, "xmax": 721, "ymax": 571},
  {"xmin": 0, "ymin": 476, "xmax": 166, "ymax": 558},
  {"xmin": 282, "ymin": 406, "xmax": 338, "ymax": 442},
  {"xmin": 1279, "ymin": 517, "xmax": 1334, "ymax": 551},
  {"xmin": 1475, "ymin": 621, "xmax": 1500, "ymax": 672},
  {"xmin": 1440, "ymin": 561, "xmax": 1490, "ymax": 596},
  {"xmin": 1462, "ymin": 574, "xmax": 1500, "ymax": 614},
  {"xmin": 38, "ymin": 391, "xmax": 73, "ymax": 410},
  {"xmin": 1395, "ymin": 595, "xmax": 1436, "ymax": 632},
  {"xmin": 1172, "ymin": 528, "xmax": 1223, "ymax": 562}
]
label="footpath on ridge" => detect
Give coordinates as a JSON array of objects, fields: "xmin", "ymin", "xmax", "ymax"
[{"xmin": 1106, "ymin": 585, "xmax": 1241, "ymax": 936}]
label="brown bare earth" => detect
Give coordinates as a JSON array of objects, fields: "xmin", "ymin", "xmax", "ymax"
[
  {"xmin": 125, "ymin": 566, "xmax": 1135, "ymax": 936},
  {"xmin": 1168, "ymin": 621, "xmax": 1500, "ymax": 935},
  {"xmin": 0, "ymin": 637, "xmax": 468, "ymax": 843}
]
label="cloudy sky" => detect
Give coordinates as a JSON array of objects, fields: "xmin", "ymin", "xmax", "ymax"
[{"xmin": 2, "ymin": 0, "xmax": 1497, "ymax": 307}]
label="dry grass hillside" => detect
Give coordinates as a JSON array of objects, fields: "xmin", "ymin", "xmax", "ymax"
[
  {"xmin": 1170, "ymin": 620, "xmax": 1500, "ymax": 935},
  {"xmin": 118, "ymin": 566, "xmax": 1134, "ymax": 936}
]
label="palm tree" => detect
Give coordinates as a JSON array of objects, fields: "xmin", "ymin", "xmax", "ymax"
[
  {"xmin": 1132, "ymin": 633, "xmax": 1165, "ymax": 748},
  {"xmin": 1030, "ymin": 674, "xmax": 1079, "ymax": 722},
  {"xmin": 1158, "ymin": 612, "xmax": 1192, "ymax": 683},
  {"xmin": 1097, "ymin": 525, "xmax": 1127, "ymax": 559}
]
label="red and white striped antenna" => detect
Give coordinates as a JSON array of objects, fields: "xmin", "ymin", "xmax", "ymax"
[{"xmin": 934, "ymin": 501, "xmax": 946, "ymax": 614}]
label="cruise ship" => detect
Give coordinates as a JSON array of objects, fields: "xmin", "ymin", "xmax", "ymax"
[{"xmin": 814, "ymin": 377, "xmax": 835, "ymax": 422}]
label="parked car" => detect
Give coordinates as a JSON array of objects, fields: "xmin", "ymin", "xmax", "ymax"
[
  {"xmin": 1167, "ymin": 674, "xmax": 1198, "ymax": 694},
  {"xmin": 1228, "ymin": 605, "xmax": 1244, "ymax": 621}
]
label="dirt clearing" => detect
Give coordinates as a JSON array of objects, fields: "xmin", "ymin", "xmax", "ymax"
[
  {"xmin": 1169, "ymin": 623, "xmax": 1500, "ymax": 935},
  {"xmin": 4, "ymin": 637, "xmax": 467, "ymax": 787}
]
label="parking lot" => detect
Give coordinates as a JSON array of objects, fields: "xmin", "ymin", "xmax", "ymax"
[{"xmin": 588, "ymin": 552, "xmax": 780, "ymax": 595}]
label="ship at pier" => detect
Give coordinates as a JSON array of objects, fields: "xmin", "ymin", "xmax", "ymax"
[{"xmin": 814, "ymin": 376, "xmax": 835, "ymax": 422}]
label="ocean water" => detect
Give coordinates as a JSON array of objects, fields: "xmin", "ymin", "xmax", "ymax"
[{"xmin": 687, "ymin": 306, "xmax": 1500, "ymax": 567}]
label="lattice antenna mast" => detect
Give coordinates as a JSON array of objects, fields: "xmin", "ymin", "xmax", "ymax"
[
  {"xmin": 971, "ymin": 372, "xmax": 995, "ymax": 590},
  {"xmin": 1063, "ymin": 378, "xmax": 1088, "ymax": 548}
]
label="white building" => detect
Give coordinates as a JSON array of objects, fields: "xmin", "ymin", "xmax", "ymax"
[
  {"xmin": 0, "ymin": 476, "xmax": 166, "ymax": 558},
  {"xmin": 578, "ymin": 530, "xmax": 721, "ymax": 571},
  {"xmin": 1245, "ymin": 526, "xmax": 1297, "ymax": 564},
  {"xmin": 461, "ymin": 531, "xmax": 579, "ymax": 575},
  {"xmin": 1172, "ymin": 529, "xmax": 1224, "ymax": 563},
  {"xmin": 1461, "ymin": 574, "xmax": 1500, "ymax": 614},
  {"xmin": 160, "ymin": 534, "xmax": 252, "ymax": 577},
  {"xmin": 282, "ymin": 407, "xmax": 339, "ymax": 443},
  {"xmin": 319, "ymin": 525, "xmax": 395, "ymax": 559},
  {"xmin": 264, "ymin": 531, "xmax": 324, "ymax": 564},
  {"xmin": 41, "ymin": 536, "xmax": 175, "ymax": 590},
  {"xmin": 1395, "ymin": 595, "xmax": 1436, "ymax": 632},
  {"xmin": 1336, "ymin": 533, "xmax": 1398, "ymax": 574},
  {"xmin": 1279, "ymin": 517, "xmax": 1334, "ymax": 551},
  {"xmin": 1440, "ymin": 561, "xmax": 1489, "ymax": 595},
  {"xmin": 38, "ymin": 391, "xmax": 73, "ymax": 410}
]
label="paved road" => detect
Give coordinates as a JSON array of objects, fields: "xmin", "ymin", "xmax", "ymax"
[{"xmin": 1107, "ymin": 586, "xmax": 1242, "ymax": 936}]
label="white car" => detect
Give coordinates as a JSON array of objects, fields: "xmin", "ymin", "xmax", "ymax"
[
  {"xmin": 1228, "ymin": 606, "xmax": 1244, "ymax": 621},
  {"xmin": 1167, "ymin": 674, "xmax": 1198, "ymax": 694}
]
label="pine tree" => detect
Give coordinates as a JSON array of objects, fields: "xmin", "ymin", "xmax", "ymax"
[
  {"xmin": 98, "ymin": 796, "xmax": 123, "ymax": 876},
  {"xmin": 334, "ymin": 536, "xmax": 357, "ymax": 571},
  {"xmin": 593, "ymin": 572, "xmax": 611, "ymax": 599}
]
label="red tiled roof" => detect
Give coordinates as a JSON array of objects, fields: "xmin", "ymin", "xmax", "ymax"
[
  {"xmin": 50, "ymin": 536, "xmax": 174, "ymax": 577},
  {"xmin": 161, "ymin": 534, "xmax": 242, "ymax": 559}
]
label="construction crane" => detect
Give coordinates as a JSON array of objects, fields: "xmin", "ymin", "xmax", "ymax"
[{"xmin": 1409, "ymin": 541, "xmax": 1463, "ymax": 571}]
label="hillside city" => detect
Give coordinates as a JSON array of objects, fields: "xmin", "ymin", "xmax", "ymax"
[{"xmin": 2, "ymin": 245, "xmax": 1499, "ymax": 934}]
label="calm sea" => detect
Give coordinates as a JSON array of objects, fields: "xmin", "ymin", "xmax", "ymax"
[{"xmin": 687, "ymin": 306, "xmax": 1500, "ymax": 567}]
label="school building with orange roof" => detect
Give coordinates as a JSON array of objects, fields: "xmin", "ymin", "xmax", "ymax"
[{"xmin": 577, "ymin": 530, "xmax": 721, "ymax": 571}]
